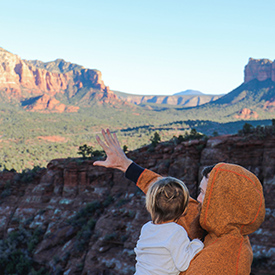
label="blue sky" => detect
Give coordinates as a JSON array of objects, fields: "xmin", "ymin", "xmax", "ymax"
[{"xmin": 1, "ymin": 0, "xmax": 274, "ymax": 95}]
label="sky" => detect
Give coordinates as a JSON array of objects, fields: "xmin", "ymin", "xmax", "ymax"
[{"xmin": 0, "ymin": 0, "xmax": 274, "ymax": 95}]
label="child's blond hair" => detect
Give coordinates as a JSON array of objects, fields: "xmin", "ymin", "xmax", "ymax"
[{"xmin": 146, "ymin": 177, "xmax": 189, "ymax": 224}]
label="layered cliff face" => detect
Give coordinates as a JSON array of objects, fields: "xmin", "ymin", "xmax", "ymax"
[
  {"xmin": 0, "ymin": 47, "xmax": 220, "ymax": 110},
  {"xmin": 0, "ymin": 47, "xmax": 120, "ymax": 112},
  {"xmin": 1, "ymin": 47, "xmax": 275, "ymax": 114},
  {"xmin": 0, "ymin": 133, "xmax": 274, "ymax": 274},
  {"xmin": 244, "ymin": 57, "xmax": 275, "ymax": 83}
]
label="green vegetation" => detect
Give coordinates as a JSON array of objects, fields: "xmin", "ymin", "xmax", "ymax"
[
  {"xmin": 123, "ymin": 145, "xmax": 128, "ymax": 153},
  {"xmin": 77, "ymin": 144, "xmax": 94, "ymax": 158},
  {"xmin": 242, "ymin": 123, "xmax": 254, "ymax": 134},
  {"xmin": 77, "ymin": 144, "xmax": 106, "ymax": 159},
  {"xmin": 0, "ymin": 226, "xmax": 48, "ymax": 275},
  {"xmin": 238, "ymin": 122, "xmax": 275, "ymax": 138},
  {"xmin": 67, "ymin": 201, "xmax": 102, "ymax": 252},
  {"xmin": 150, "ymin": 132, "xmax": 161, "ymax": 147},
  {"xmin": 0, "ymin": 99, "xmax": 274, "ymax": 172},
  {"xmin": 179, "ymin": 128, "xmax": 207, "ymax": 142},
  {"xmin": 213, "ymin": 131, "xmax": 219, "ymax": 137}
]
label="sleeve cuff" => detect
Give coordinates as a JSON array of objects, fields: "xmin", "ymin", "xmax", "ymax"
[{"xmin": 125, "ymin": 162, "xmax": 145, "ymax": 184}]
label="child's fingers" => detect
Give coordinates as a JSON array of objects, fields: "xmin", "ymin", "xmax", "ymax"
[
  {"xmin": 107, "ymin": 129, "xmax": 119, "ymax": 147},
  {"xmin": 113, "ymin": 132, "xmax": 121, "ymax": 147},
  {"xmin": 103, "ymin": 129, "xmax": 113, "ymax": 147},
  {"xmin": 96, "ymin": 135, "xmax": 108, "ymax": 151}
]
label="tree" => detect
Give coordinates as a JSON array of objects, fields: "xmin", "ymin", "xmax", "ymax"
[
  {"xmin": 183, "ymin": 128, "xmax": 205, "ymax": 141},
  {"xmin": 213, "ymin": 131, "xmax": 219, "ymax": 137},
  {"xmin": 77, "ymin": 144, "xmax": 93, "ymax": 158},
  {"xmin": 150, "ymin": 132, "xmax": 161, "ymax": 147},
  {"xmin": 123, "ymin": 145, "xmax": 128, "ymax": 153},
  {"xmin": 190, "ymin": 128, "xmax": 198, "ymax": 136},
  {"xmin": 242, "ymin": 123, "xmax": 253, "ymax": 134}
]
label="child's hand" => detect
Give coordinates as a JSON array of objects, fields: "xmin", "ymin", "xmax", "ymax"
[{"xmin": 93, "ymin": 129, "xmax": 132, "ymax": 172}]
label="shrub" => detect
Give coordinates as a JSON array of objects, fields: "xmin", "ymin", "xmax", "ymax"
[
  {"xmin": 18, "ymin": 166, "xmax": 43, "ymax": 183},
  {"xmin": 67, "ymin": 201, "xmax": 101, "ymax": 227},
  {"xmin": 0, "ymin": 226, "xmax": 47, "ymax": 274},
  {"xmin": 67, "ymin": 201, "xmax": 101, "ymax": 251},
  {"xmin": 171, "ymin": 135, "xmax": 185, "ymax": 144},
  {"xmin": 92, "ymin": 149, "xmax": 105, "ymax": 158},
  {"xmin": 0, "ymin": 182, "xmax": 12, "ymax": 198}
]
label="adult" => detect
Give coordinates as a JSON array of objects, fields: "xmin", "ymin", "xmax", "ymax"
[
  {"xmin": 197, "ymin": 165, "xmax": 215, "ymax": 204},
  {"xmin": 94, "ymin": 129, "xmax": 265, "ymax": 274}
]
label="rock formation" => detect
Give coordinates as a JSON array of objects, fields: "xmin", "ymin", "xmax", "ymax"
[
  {"xmin": 115, "ymin": 94, "xmax": 221, "ymax": 107},
  {"xmin": 244, "ymin": 57, "xmax": 275, "ymax": 83},
  {"xmin": 0, "ymin": 47, "xmax": 221, "ymax": 110},
  {"xmin": 1, "ymin": 47, "xmax": 275, "ymax": 113},
  {"xmin": 234, "ymin": 108, "xmax": 259, "ymax": 119},
  {"xmin": 0, "ymin": 132, "xmax": 274, "ymax": 274},
  {"xmin": 0, "ymin": 47, "xmax": 119, "ymax": 112}
]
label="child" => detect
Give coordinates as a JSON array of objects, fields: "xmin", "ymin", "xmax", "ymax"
[{"xmin": 134, "ymin": 177, "xmax": 204, "ymax": 275}]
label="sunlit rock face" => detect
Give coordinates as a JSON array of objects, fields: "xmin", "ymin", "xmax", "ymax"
[
  {"xmin": 0, "ymin": 47, "xmax": 120, "ymax": 112},
  {"xmin": 244, "ymin": 57, "xmax": 275, "ymax": 83}
]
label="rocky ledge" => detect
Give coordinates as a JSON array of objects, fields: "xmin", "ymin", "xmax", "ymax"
[{"xmin": 0, "ymin": 132, "xmax": 274, "ymax": 274}]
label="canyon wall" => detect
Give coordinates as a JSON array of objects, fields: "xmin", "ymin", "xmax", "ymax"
[{"xmin": 0, "ymin": 133, "xmax": 274, "ymax": 274}]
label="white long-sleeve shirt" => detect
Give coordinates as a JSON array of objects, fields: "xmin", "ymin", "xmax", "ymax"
[{"xmin": 134, "ymin": 221, "xmax": 204, "ymax": 275}]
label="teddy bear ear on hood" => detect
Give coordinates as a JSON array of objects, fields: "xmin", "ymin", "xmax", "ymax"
[{"xmin": 200, "ymin": 163, "xmax": 265, "ymax": 237}]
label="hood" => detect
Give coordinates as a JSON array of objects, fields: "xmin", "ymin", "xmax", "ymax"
[{"xmin": 200, "ymin": 163, "xmax": 265, "ymax": 237}]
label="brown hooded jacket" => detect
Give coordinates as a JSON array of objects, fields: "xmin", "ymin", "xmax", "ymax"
[{"xmin": 135, "ymin": 163, "xmax": 265, "ymax": 274}]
